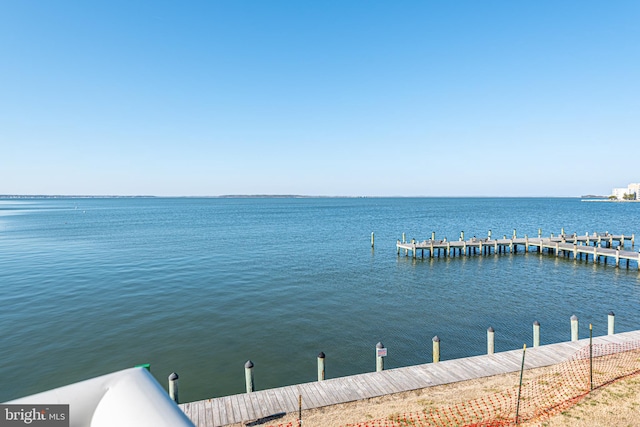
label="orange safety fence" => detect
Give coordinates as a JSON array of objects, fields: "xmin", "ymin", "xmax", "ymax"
[{"xmin": 268, "ymin": 341, "xmax": 640, "ymax": 427}]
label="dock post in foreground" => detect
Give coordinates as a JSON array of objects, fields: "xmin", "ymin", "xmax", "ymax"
[
  {"xmin": 245, "ymin": 360, "xmax": 255, "ymax": 393},
  {"xmin": 571, "ymin": 315, "xmax": 579, "ymax": 342},
  {"xmin": 168, "ymin": 372, "xmax": 179, "ymax": 404},
  {"xmin": 375, "ymin": 342, "xmax": 385, "ymax": 372},
  {"xmin": 533, "ymin": 321, "xmax": 540, "ymax": 347},
  {"xmin": 432, "ymin": 336, "xmax": 440, "ymax": 363},
  {"xmin": 317, "ymin": 352, "xmax": 325, "ymax": 381},
  {"xmin": 487, "ymin": 327, "xmax": 495, "ymax": 355},
  {"xmin": 608, "ymin": 312, "xmax": 615, "ymax": 335}
]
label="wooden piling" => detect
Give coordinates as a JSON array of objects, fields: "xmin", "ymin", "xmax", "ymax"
[
  {"xmin": 245, "ymin": 360, "xmax": 255, "ymax": 393},
  {"xmin": 571, "ymin": 315, "xmax": 579, "ymax": 342},
  {"xmin": 376, "ymin": 342, "xmax": 385, "ymax": 372},
  {"xmin": 371, "ymin": 232, "xmax": 374, "ymax": 248},
  {"xmin": 168, "ymin": 372, "xmax": 179, "ymax": 404},
  {"xmin": 608, "ymin": 312, "xmax": 615, "ymax": 335},
  {"xmin": 317, "ymin": 352, "xmax": 325, "ymax": 381},
  {"xmin": 533, "ymin": 321, "xmax": 540, "ymax": 347},
  {"xmin": 432, "ymin": 336, "xmax": 440, "ymax": 363},
  {"xmin": 487, "ymin": 327, "xmax": 495, "ymax": 355}
]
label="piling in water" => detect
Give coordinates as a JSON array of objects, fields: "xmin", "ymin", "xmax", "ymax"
[
  {"xmin": 487, "ymin": 327, "xmax": 495, "ymax": 355},
  {"xmin": 317, "ymin": 352, "xmax": 325, "ymax": 381},
  {"xmin": 571, "ymin": 315, "xmax": 579, "ymax": 342},
  {"xmin": 168, "ymin": 372, "xmax": 179, "ymax": 404},
  {"xmin": 432, "ymin": 336, "xmax": 440, "ymax": 363},
  {"xmin": 376, "ymin": 342, "xmax": 385, "ymax": 372},
  {"xmin": 245, "ymin": 360, "xmax": 254, "ymax": 393},
  {"xmin": 608, "ymin": 312, "xmax": 615, "ymax": 335}
]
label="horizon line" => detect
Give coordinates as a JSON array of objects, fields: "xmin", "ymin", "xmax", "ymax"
[{"xmin": 0, "ymin": 194, "xmax": 594, "ymax": 199}]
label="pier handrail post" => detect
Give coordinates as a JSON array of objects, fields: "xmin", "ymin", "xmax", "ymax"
[
  {"xmin": 402, "ymin": 232, "xmax": 405, "ymax": 243},
  {"xmin": 431, "ymin": 231, "xmax": 435, "ymax": 241},
  {"xmin": 488, "ymin": 229, "xmax": 492, "ymax": 240},
  {"xmin": 608, "ymin": 312, "xmax": 615, "ymax": 335},
  {"xmin": 432, "ymin": 336, "xmax": 440, "ymax": 363},
  {"xmin": 533, "ymin": 321, "xmax": 540, "ymax": 347},
  {"xmin": 513, "ymin": 229, "xmax": 517, "ymax": 239},
  {"xmin": 245, "ymin": 360, "xmax": 255, "ymax": 393},
  {"xmin": 487, "ymin": 327, "xmax": 495, "ymax": 355},
  {"xmin": 168, "ymin": 372, "xmax": 179, "ymax": 404},
  {"xmin": 317, "ymin": 352, "xmax": 325, "ymax": 381},
  {"xmin": 375, "ymin": 342, "xmax": 386, "ymax": 372},
  {"xmin": 571, "ymin": 315, "xmax": 579, "ymax": 342},
  {"xmin": 538, "ymin": 228, "xmax": 542, "ymax": 238},
  {"xmin": 460, "ymin": 231, "xmax": 464, "ymax": 241}
]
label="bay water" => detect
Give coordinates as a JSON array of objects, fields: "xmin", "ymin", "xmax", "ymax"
[{"xmin": 1, "ymin": 197, "xmax": 639, "ymax": 403}]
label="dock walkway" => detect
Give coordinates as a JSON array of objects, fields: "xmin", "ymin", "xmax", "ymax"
[
  {"xmin": 179, "ymin": 330, "xmax": 640, "ymax": 426},
  {"xmin": 396, "ymin": 232, "xmax": 639, "ymax": 268}
]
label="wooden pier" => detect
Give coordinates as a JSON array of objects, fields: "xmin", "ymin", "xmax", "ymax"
[
  {"xmin": 179, "ymin": 330, "xmax": 640, "ymax": 426},
  {"xmin": 396, "ymin": 232, "xmax": 639, "ymax": 268}
]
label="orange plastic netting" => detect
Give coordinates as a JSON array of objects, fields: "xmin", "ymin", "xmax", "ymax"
[{"xmin": 269, "ymin": 341, "xmax": 640, "ymax": 427}]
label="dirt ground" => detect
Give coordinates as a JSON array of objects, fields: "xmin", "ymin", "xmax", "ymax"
[{"xmin": 229, "ymin": 365, "xmax": 640, "ymax": 427}]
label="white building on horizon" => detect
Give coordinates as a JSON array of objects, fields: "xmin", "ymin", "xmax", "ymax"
[{"xmin": 611, "ymin": 183, "xmax": 640, "ymax": 200}]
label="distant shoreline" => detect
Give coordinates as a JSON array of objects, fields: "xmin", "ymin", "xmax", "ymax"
[
  {"xmin": 582, "ymin": 199, "xmax": 640, "ymax": 203},
  {"xmin": 0, "ymin": 194, "xmax": 584, "ymax": 199}
]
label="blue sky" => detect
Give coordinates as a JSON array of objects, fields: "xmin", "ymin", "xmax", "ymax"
[{"xmin": 1, "ymin": 1, "xmax": 638, "ymax": 196}]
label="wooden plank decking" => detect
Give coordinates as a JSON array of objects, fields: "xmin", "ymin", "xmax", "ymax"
[{"xmin": 179, "ymin": 330, "xmax": 640, "ymax": 426}]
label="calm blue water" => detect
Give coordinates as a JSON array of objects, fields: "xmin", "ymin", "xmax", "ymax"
[{"xmin": 1, "ymin": 197, "xmax": 639, "ymax": 403}]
